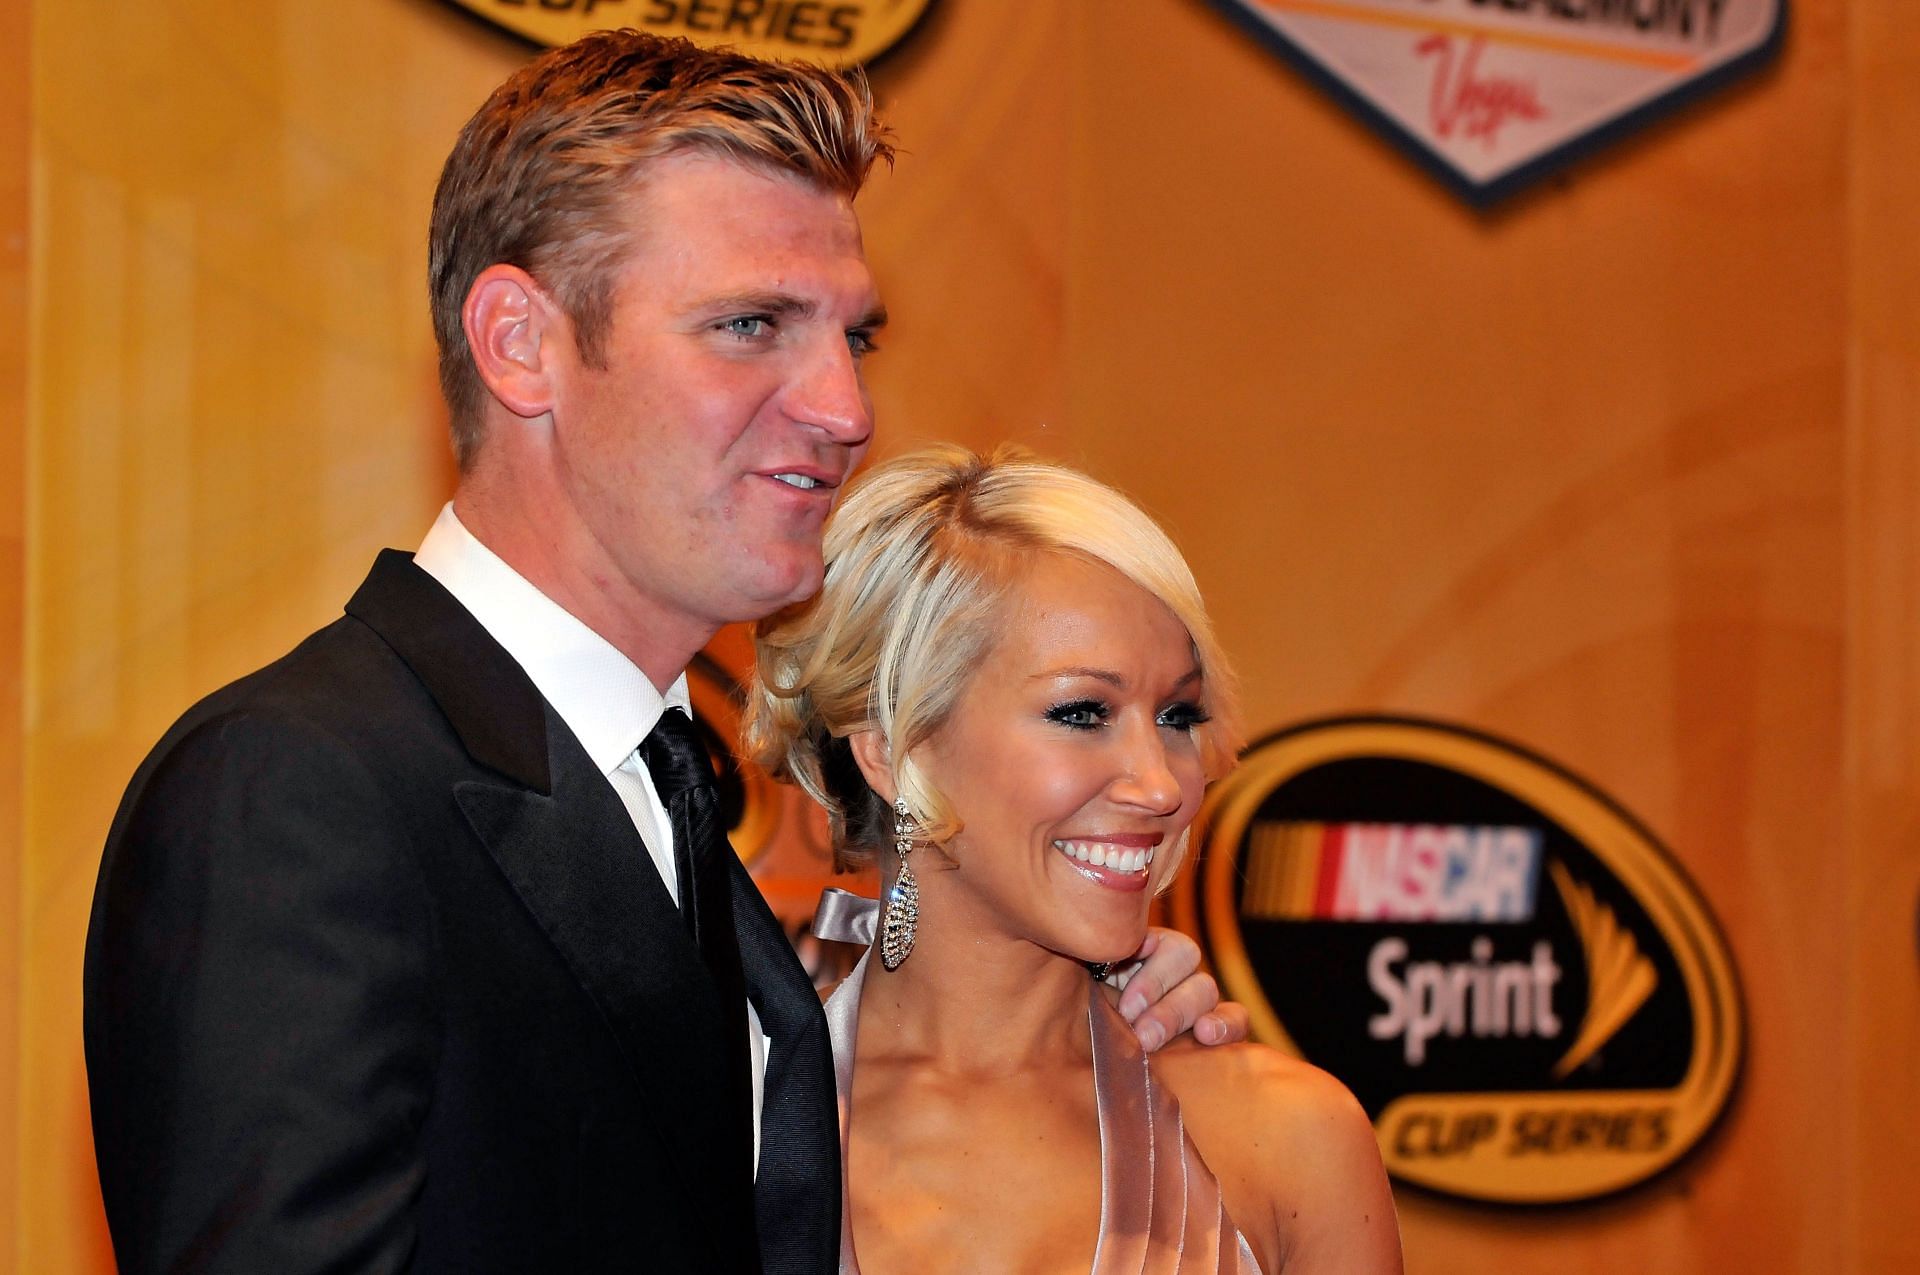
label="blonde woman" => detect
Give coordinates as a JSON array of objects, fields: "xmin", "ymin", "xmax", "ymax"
[{"xmin": 748, "ymin": 446, "xmax": 1401, "ymax": 1274}]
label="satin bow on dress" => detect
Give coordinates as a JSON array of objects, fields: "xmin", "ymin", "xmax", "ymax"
[{"xmin": 814, "ymin": 893, "xmax": 1264, "ymax": 1274}]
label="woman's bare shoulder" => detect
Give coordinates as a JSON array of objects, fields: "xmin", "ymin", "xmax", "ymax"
[
  {"xmin": 1150, "ymin": 1041, "xmax": 1372, "ymax": 1158},
  {"xmin": 1150, "ymin": 1042, "xmax": 1403, "ymax": 1273},
  {"xmin": 1144, "ymin": 1036, "xmax": 1359, "ymax": 1113}
]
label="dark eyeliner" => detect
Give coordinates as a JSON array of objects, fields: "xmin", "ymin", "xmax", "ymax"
[
  {"xmin": 1159, "ymin": 701, "xmax": 1211, "ymax": 730},
  {"xmin": 1044, "ymin": 699, "xmax": 1108, "ymax": 729}
]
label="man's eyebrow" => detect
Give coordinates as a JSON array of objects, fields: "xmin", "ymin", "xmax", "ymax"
[
  {"xmin": 702, "ymin": 291, "xmax": 816, "ymax": 318},
  {"xmin": 698, "ymin": 295, "xmax": 888, "ymax": 330}
]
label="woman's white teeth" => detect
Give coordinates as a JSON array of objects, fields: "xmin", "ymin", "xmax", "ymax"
[{"xmin": 1052, "ymin": 840, "xmax": 1154, "ymax": 873}]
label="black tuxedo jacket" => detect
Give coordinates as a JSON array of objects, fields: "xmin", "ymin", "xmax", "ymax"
[{"xmin": 84, "ymin": 551, "xmax": 838, "ymax": 1274}]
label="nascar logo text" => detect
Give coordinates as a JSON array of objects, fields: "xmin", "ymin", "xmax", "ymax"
[{"xmin": 1243, "ymin": 822, "xmax": 1542, "ymax": 922}]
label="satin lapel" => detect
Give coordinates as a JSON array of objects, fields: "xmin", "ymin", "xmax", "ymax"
[
  {"xmin": 455, "ymin": 709, "xmax": 760, "ymax": 1266},
  {"xmin": 344, "ymin": 550, "xmax": 550, "ymax": 792},
  {"xmin": 731, "ymin": 856, "xmax": 839, "ymax": 1275},
  {"xmin": 347, "ymin": 552, "xmax": 760, "ymax": 1267}
]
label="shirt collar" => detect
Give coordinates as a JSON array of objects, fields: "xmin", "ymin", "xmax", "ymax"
[{"xmin": 413, "ymin": 503, "xmax": 689, "ymax": 775}]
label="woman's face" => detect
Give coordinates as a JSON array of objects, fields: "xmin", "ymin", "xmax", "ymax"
[{"xmin": 916, "ymin": 552, "xmax": 1210, "ymax": 965}]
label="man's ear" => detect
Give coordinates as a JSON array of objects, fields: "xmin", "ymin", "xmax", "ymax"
[
  {"xmin": 848, "ymin": 730, "xmax": 895, "ymax": 804},
  {"xmin": 463, "ymin": 264, "xmax": 564, "ymax": 420}
]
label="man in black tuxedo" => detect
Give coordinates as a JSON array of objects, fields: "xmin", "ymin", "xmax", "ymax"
[{"xmin": 84, "ymin": 29, "xmax": 1241, "ymax": 1275}]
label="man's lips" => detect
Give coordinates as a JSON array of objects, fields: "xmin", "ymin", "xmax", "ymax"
[{"xmin": 760, "ymin": 467, "xmax": 841, "ymax": 493}]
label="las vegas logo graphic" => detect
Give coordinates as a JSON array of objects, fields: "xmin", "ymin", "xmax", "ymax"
[
  {"xmin": 1174, "ymin": 716, "xmax": 1743, "ymax": 1204},
  {"xmin": 1207, "ymin": 0, "xmax": 1787, "ymax": 203}
]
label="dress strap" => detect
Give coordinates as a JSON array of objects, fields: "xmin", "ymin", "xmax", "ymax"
[
  {"xmin": 1087, "ymin": 984, "xmax": 1264, "ymax": 1274},
  {"xmin": 1089, "ymin": 979, "xmax": 1152, "ymax": 1273},
  {"xmin": 824, "ymin": 950, "xmax": 871, "ymax": 1274},
  {"xmin": 814, "ymin": 888, "xmax": 880, "ymax": 947}
]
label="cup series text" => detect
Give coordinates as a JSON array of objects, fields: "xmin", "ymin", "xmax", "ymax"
[
  {"xmin": 1393, "ymin": 1104, "xmax": 1674, "ymax": 1158},
  {"xmin": 485, "ymin": 0, "xmax": 862, "ymax": 51}
]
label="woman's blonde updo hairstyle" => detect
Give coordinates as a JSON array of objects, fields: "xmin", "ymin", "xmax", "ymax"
[{"xmin": 745, "ymin": 444, "xmax": 1243, "ymax": 886}]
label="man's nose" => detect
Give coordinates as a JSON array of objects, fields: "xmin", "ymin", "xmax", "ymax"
[{"xmin": 787, "ymin": 339, "xmax": 873, "ymax": 446}]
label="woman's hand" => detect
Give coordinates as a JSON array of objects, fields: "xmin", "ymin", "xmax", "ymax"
[{"xmin": 1113, "ymin": 927, "xmax": 1250, "ymax": 1051}]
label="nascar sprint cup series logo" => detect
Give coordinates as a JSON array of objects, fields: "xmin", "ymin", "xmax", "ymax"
[
  {"xmin": 1173, "ymin": 717, "xmax": 1742, "ymax": 1204},
  {"xmin": 440, "ymin": 0, "xmax": 933, "ymax": 64}
]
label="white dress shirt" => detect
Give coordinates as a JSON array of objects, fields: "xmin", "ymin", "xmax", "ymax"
[{"xmin": 414, "ymin": 504, "xmax": 769, "ymax": 1166}]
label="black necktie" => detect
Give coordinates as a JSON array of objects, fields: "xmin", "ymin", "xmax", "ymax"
[{"xmin": 641, "ymin": 710, "xmax": 755, "ymax": 1160}]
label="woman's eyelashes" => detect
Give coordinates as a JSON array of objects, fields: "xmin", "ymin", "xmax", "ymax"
[
  {"xmin": 1044, "ymin": 699, "xmax": 1109, "ymax": 730},
  {"xmin": 1042, "ymin": 698, "xmax": 1211, "ymax": 733},
  {"xmin": 1157, "ymin": 700, "xmax": 1211, "ymax": 732}
]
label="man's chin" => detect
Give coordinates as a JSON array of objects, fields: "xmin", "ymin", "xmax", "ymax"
[{"xmin": 726, "ymin": 557, "xmax": 827, "ymax": 623}]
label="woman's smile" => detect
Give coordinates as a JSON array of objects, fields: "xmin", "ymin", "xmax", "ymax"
[{"xmin": 1051, "ymin": 836, "xmax": 1159, "ymax": 890}]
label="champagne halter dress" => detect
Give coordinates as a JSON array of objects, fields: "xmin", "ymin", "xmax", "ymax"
[{"xmin": 814, "ymin": 892, "xmax": 1264, "ymax": 1275}]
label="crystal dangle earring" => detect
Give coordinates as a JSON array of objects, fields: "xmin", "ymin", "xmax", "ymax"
[{"xmin": 880, "ymin": 797, "xmax": 919, "ymax": 970}]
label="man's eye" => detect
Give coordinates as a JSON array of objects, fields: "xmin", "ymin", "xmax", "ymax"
[
  {"xmin": 1158, "ymin": 701, "xmax": 1212, "ymax": 732},
  {"xmin": 847, "ymin": 328, "xmax": 879, "ymax": 357},
  {"xmin": 1045, "ymin": 700, "xmax": 1108, "ymax": 730},
  {"xmin": 721, "ymin": 316, "xmax": 772, "ymax": 338}
]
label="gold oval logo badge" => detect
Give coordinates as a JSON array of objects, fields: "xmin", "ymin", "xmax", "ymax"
[
  {"xmin": 1172, "ymin": 716, "xmax": 1743, "ymax": 1204},
  {"xmin": 441, "ymin": 0, "xmax": 933, "ymax": 65}
]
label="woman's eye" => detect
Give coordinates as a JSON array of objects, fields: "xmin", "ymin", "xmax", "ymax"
[
  {"xmin": 1158, "ymin": 701, "xmax": 1211, "ymax": 732},
  {"xmin": 1045, "ymin": 700, "xmax": 1108, "ymax": 730}
]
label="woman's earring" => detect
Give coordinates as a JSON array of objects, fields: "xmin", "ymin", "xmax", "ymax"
[{"xmin": 881, "ymin": 797, "xmax": 919, "ymax": 970}]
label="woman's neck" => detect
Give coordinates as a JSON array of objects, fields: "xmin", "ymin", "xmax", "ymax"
[{"xmin": 853, "ymin": 905, "xmax": 1097, "ymax": 1076}]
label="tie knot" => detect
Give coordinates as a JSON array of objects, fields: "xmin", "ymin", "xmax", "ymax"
[{"xmin": 640, "ymin": 708, "xmax": 715, "ymax": 804}]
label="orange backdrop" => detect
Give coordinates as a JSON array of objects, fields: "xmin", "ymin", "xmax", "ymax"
[{"xmin": 6, "ymin": 1, "xmax": 1918, "ymax": 1271}]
